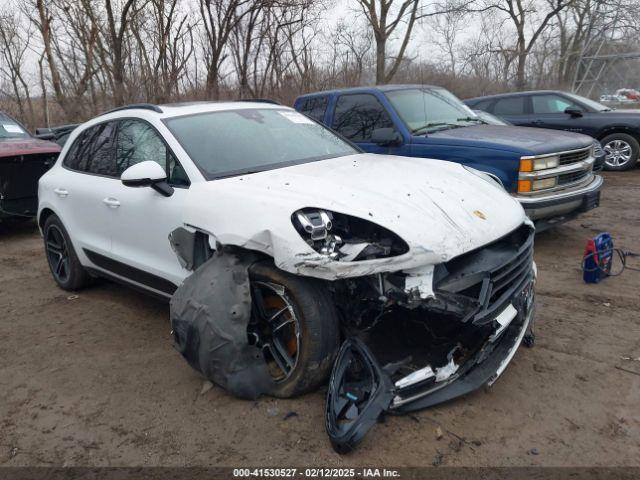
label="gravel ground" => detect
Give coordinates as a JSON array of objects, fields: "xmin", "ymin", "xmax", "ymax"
[{"xmin": 0, "ymin": 170, "xmax": 639, "ymax": 467}]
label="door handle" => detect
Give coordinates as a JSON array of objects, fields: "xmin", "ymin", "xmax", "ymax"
[
  {"xmin": 102, "ymin": 197, "xmax": 121, "ymax": 208},
  {"xmin": 53, "ymin": 188, "xmax": 69, "ymax": 197}
]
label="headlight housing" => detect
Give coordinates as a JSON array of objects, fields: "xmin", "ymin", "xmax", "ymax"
[
  {"xmin": 292, "ymin": 208, "xmax": 409, "ymax": 261},
  {"xmin": 519, "ymin": 155, "xmax": 559, "ymax": 172}
]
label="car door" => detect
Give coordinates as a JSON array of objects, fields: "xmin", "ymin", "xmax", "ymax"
[
  {"xmin": 107, "ymin": 118, "xmax": 191, "ymax": 293},
  {"xmin": 331, "ymin": 93, "xmax": 407, "ymax": 155},
  {"xmin": 53, "ymin": 121, "xmax": 118, "ymax": 257},
  {"xmin": 490, "ymin": 95, "xmax": 532, "ymax": 126},
  {"xmin": 529, "ymin": 93, "xmax": 589, "ymax": 134}
]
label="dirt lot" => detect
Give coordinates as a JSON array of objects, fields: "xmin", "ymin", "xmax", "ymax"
[{"xmin": 1, "ymin": 170, "xmax": 639, "ymax": 468}]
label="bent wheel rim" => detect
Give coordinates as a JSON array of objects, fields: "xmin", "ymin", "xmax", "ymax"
[
  {"xmin": 248, "ymin": 281, "xmax": 301, "ymax": 382},
  {"xmin": 46, "ymin": 225, "xmax": 71, "ymax": 284},
  {"xmin": 604, "ymin": 139, "xmax": 633, "ymax": 167}
]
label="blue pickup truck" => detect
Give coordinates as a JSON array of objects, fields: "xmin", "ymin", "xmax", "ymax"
[{"xmin": 294, "ymin": 85, "xmax": 603, "ymax": 230}]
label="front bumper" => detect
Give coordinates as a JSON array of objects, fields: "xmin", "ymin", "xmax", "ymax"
[
  {"xmin": 516, "ymin": 175, "xmax": 603, "ymax": 231},
  {"xmin": 391, "ymin": 275, "xmax": 536, "ymax": 412}
]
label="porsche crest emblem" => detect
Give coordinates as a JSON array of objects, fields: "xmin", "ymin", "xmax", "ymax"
[{"xmin": 473, "ymin": 210, "xmax": 487, "ymax": 220}]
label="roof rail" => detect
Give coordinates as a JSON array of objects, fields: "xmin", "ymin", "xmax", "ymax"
[
  {"xmin": 102, "ymin": 103, "xmax": 163, "ymax": 115},
  {"xmin": 237, "ymin": 98, "xmax": 280, "ymax": 105}
]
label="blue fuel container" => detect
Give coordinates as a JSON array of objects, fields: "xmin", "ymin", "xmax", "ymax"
[{"xmin": 583, "ymin": 232, "xmax": 613, "ymax": 283}]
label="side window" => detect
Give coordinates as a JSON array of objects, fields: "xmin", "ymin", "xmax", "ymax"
[
  {"xmin": 116, "ymin": 119, "xmax": 190, "ymax": 187},
  {"xmin": 62, "ymin": 131, "xmax": 86, "ymax": 171},
  {"xmin": 332, "ymin": 94, "xmax": 393, "ymax": 142},
  {"xmin": 63, "ymin": 122, "xmax": 118, "ymax": 176},
  {"xmin": 474, "ymin": 99, "xmax": 493, "ymax": 112},
  {"xmin": 300, "ymin": 96, "xmax": 328, "ymax": 123},
  {"xmin": 493, "ymin": 97, "xmax": 526, "ymax": 115},
  {"xmin": 532, "ymin": 94, "xmax": 579, "ymax": 114}
]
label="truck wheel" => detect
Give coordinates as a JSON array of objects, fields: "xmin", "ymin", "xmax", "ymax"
[
  {"xmin": 602, "ymin": 133, "xmax": 639, "ymax": 171},
  {"xmin": 248, "ymin": 261, "xmax": 340, "ymax": 398},
  {"xmin": 43, "ymin": 214, "xmax": 92, "ymax": 291}
]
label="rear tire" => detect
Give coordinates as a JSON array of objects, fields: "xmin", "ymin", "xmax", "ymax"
[
  {"xmin": 601, "ymin": 133, "xmax": 639, "ymax": 171},
  {"xmin": 43, "ymin": 214, "xmax": 92, "ymax": 291},
  {"xmin": 248, "ymin": 261, "xmax": 340, "ymax": 398}
]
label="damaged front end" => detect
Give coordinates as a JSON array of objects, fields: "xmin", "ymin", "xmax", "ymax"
[
  {"xmin": 325, "ymin": 223, "xmax": 536, "ymax": 452},
  {"xmin": 168, "ymin": 217, "xmax": 536, "ymax": 453}
]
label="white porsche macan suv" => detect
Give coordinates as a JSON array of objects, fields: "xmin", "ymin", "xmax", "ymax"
[{"xmin": 39, "ymin": 101, "xmax": 536, "ymax": 452}]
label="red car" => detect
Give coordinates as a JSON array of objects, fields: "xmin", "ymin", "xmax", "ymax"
[{"xmin": 0, "ymin": 112, "xmax": 60, "ymax": 221}]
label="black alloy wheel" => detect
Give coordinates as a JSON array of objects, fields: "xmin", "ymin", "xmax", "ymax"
[{"xmin": 46, "ymin": 223, "xmax": 71, "ymax": 284}]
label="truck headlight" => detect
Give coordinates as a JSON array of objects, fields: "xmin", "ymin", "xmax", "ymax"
[
  {"xmin": 532, "ymin": 177, "xmax": 557, "ymax": 190},
  {"xmin": 517, "ymin": 177, "xmax": 558, "ymax": 192},
  {"xmin": 292, "ymin": 208, "xmax": 409, "ymax": 261},
  {"xmin": 520, "ymin": 155, "xmax": 560, "ymax": 172}
]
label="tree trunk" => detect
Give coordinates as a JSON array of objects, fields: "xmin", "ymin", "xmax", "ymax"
[{"xmin": 375, "ymin": 36, "xmax": 386, "ymax": 84}]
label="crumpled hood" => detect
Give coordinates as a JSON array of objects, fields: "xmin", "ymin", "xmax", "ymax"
[
  {"xmin": 0, "ymin": 138, "xmax": 61, "ymax": 158},
  {"xmin": 184, "ymin": 153, "xmax": 528, "ymax": 279},
  {"xmin": 423, "ymin": 125, "xmax": 593, "ymax": 155}
]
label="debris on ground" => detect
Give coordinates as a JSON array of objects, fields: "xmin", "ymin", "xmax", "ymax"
[
  {"xmin": 283, "ymin": 411, "xmax": 298, "ymax": 421},
  {"xmin": 200, "ymin": 381, "xmax": 214, "ymax": 395}
]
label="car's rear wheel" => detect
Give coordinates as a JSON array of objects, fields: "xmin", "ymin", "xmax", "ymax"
[
  {"xmin": 43, "ymin": 214, "xmax": 92, "ymax": 291},
  {"xmin": 248, "ymin": 261, "xmax": 340, "ymax": 398},
  {"xmin": 602, "ymin": 133, "xmax": 639, "ymax": 171}
]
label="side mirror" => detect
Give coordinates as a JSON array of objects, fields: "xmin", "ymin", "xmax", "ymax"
[
  {"xmin": 121, "ymin": 161, "xmax": 174, "ymax": 197},
  {"xmin": 371, "ymin": 128, "xmax": 402, "ymax": 146},
  {"xmin": 565, "ymin": 107, "xmax": 583, "ymax": 117}
]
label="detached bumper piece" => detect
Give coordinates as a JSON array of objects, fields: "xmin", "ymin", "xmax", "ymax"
[{"xmin": 326, "ymin": 225, "xmax": 536, "ymax": 453}]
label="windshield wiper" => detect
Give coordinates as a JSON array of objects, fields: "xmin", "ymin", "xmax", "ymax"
[
  {"xmin": 412, "ymin": 122, "xmax": 461, "ymax": 134},
  {"xmin": 456, "ymin": 117, "xmax": 486, "ymax": 124}
]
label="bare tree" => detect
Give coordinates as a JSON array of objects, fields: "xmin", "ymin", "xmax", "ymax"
[
  {"xmin": 487, "ymin": 0, "xmax": 573, "ymax": 89},
  {"xmin": 334, "ymin": 19, "xmax": 373, "ymax": 85},
  {"xmin": 198, "ymin": 0, "xmax": 259, "ymax": 98},
  {"xmin": 0, "ymin": 11, "xmax": 35, "ymax": 123},
  {"xmin": 355, "ymin": 0, "xmax": 475, "ymax": 84}
]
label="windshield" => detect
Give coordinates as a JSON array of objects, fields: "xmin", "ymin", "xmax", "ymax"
[
  {"xmin": 0, "ymin": 113, "xmax": 30, "ymax": 139},
  {"xmin": 385, "ymin": 87, "xmax": 484, "ymax": 134},
  {"xmin": 165, "ymin": 108, "xmax": 358, "ymax": 179},
  {"xmin": 565, "ymin": 92, "xmax": 611, "ymax": 112}
]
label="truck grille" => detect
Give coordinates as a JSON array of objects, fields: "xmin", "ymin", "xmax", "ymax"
[
  {"xmin": 435, "ymin": 224, "xmax": 534, "ymax": 323},
  {"xmin": 558, "ymin": 169, "xmax": 590, "ymax": 185},
  {"xmin": 559, "ymin": 147, "xmax": 590, "ymax": 165}
]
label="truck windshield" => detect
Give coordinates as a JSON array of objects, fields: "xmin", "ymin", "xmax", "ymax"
[
  {"xmin": 385, "ymin": 87, "xmax": 485, "ymax": 134},
  {"xmin": 165, "ymin": 108, "xmax": 358, "ymax": 179},
  {"xmin": 0, "ymin": 113, "xmax": 30, "ymax": 139}
]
